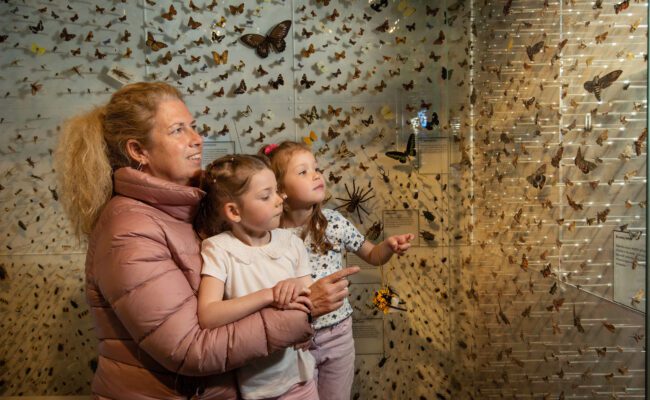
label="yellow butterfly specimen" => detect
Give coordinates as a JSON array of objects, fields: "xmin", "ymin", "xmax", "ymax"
[
  {"xmin": 397, "ymin": 0, "xmax": 416, "ymax": 17},
  {"xmin": 30, "ymin": 43, "xmax": 46, "ymax": 55},
  {"xmin": 211, "ymin": 50, "xmax": 229, "ymax": 65},
  {"xmin": 380, "ymin": 105, "xmax": 395, "ymax": 120},
  {"xmin": 303, "ymin": 130, "xmax": 319, "ymax": 147}
]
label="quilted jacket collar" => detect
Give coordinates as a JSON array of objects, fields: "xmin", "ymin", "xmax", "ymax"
[{"xmin": 113, "ymin": 167, "xmax": 205, "ymax": 223}]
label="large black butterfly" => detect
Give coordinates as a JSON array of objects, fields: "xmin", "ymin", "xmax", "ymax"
[
  {"xmin": 371, "ymin": 0, "xmax": 388, "ymax": 12},
  {"xmin": 240, "ymin": 20, "xmax": 292, "ymax": 58},
  {"xmin": 385, "ymin": 134, "xmax": 416, "ymax": 164}
]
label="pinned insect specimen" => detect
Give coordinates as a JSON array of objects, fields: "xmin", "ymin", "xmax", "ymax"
[
  {"xmin": 240, "ymin": 20, "xmax": 292, "ymax": 58},
  {"xmin": 212, "ymin": 50, "xmax": 228, "ymax": 65},
  {"xmin": 365, "ymin": 221, "xmax": 383, "ymax": 241},
  {"xmin": 385, "ymin": 134, "xmax": 416, "ymax": 164},
  {"xmin": 420, "ymin": 230, "xmax": 435, "ymax": 242},
  {"xmin": 526, "ymin": 164, "xmax": 547, "ymax": 189},
  {"xmin": 334, "ymin": 180, "xmax": 375, "ymax": 223},
  {"xmin": 300, "ymin": 74, "xmax": 315, "ymax": 89},
  {"xmin": 573, "ymin": 305, "xmax": 585, "ymax": 333},
  {"xmin": 526, "ymin": 41, "xmax": 544, "ymax": 61},
  {"xmin": 234, "ymin": 79, "xmax": 247, "ymax": 94},
  {"xmin": 268, "ymin": 74, "xmax": 284, "ymax": 89},
  {"xmin": 574, "ymin": 147, "xmax": 597, "ymax": 174},
  {"xmin": 614, "ymin": 0, "xmax": 629, "ymax": 14},
  {"xmin": 635, "ymin": 128, "xmax": 647, "ymax": 155},
  {"xmin": 566, "ymin": 195, "xmax": 583, "ymax": 211},
  {"xmin": 555, "ymin": 145, "xmax": 571, "ymax": 167},
  {"xmin": 300, "ymin": 106, "xmax": 319, "ymax": 125},
  {"xmin": 145, "ymin": 32, "xmax": 168, "ymax": 52},
  {"xmin": 583, "ymin": 70, "xmax": 622, "ymax": 101}
]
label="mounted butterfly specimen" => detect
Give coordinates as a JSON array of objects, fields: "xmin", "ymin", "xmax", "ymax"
[
  {"xmin": 211, "ymin": 50, "xmax": 228, "ymax": 65},
  {"xmin": 300, "ymin": 106, "xmax": 319, "ymax": 125},
  {"xmin": 300, "ymin": 74, "xmax": 315, "ymax": 89},
  {"xmin": 371, "ymin": 0, "xmax": 388, "ymax": 12},
  {"xmin": 385, "ymin": 134, "xmax": 416, "ymax": 164},
  {"xmin": 526, "ymin": 40, "xmax": 544, "ymax": 61},
  {"xmin": 526, "ymin": 164, "xmax": 547, "ymax": 189},
  {"xmin": 268, "ymin": 74, "xmax": 284, "ymax": 89},
  {"xmin": 574, "ymin": 147, "xmax": 597, "ymax": 174},
  {"xmin": 583, "ymin": 70, "xmax": 622, "ymax": 101},
  {"xmin": 146, "ymin": 32, "xmax": 168, "ymax": 52},
  {"xmin": 240, "ymin": 20, "xmax": 292, "ymax": 58}
]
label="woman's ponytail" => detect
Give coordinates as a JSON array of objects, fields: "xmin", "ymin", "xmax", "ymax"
[{"xmin": 54, "ymin": 106, "xmax": 113, "ymax": 237}]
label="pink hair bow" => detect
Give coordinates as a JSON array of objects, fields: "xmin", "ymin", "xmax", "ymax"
[{"xmin": 264, "ymin": 143, "xmax": 279, "ymax": 155}]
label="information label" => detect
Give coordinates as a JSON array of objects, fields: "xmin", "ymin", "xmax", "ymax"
[
  {"xmin": 613, "ymin": 230, "xmax": 646, "ymax": 313},
  {"xmin": 352, "ymin": 318, "xmax": 384, "ymax": 354},
  {"xmin": 202, "ymin": 141, "xmax": 235, "ymax": 168}
]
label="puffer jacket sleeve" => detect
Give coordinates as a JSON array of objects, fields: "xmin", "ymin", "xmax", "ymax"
[{"xmin": 95, "ymin": 209, "xmax": 313, "ymax": 376}]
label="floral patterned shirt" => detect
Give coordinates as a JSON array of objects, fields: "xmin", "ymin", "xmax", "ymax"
[{"xmin": 286, "ymin": 208, "xmax": 365, "ymax": 329}]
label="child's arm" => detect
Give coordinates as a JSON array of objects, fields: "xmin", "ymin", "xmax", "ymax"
[
  {"xmin": 271, "ymin": 275, "xmax": 312, "ymax": 308},
  {"xmin": 197, "ymin": 276, "xmax": 274, "ymax": 329},
  {"xmin": 355, "ymin": 233, "xmax": 415, "ymax": 266}
]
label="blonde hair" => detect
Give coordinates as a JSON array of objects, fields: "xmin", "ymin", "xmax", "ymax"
[
  {"xmin": 54, "ymin": 82, "xmax": 183, "ymax": 237},
  {"xmin": 194, "ymin": 154, "xmax": 271, "ymax": 239},
  {"xmin": 261, "ymin": 141, "xmax": 332, "ymax": 254}
]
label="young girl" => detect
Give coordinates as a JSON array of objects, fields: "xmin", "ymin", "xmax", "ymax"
[
  {"xmin": 194, "ymin": 154, "xmax": 318, "ymax": 400},
  {"xmin": 263, "ymin": 141, "xmax": 414, "ymax": 400}
]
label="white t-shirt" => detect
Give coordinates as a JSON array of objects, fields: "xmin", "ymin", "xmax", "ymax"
[{"xmin": 200, "ymin": 229, "xmax": 315, "ymax": 400}]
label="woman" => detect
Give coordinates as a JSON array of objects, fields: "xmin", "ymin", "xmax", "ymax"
[{"xmin": 55, "ymin": 82, "xmax": 358, "ymax": 399}]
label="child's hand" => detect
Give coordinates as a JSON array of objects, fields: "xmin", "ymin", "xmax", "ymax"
[
  {"xmin": 386, "ymin": 233, "xmax": 415, "ymax": 256},
  {"xmin": 272, "ymin": 278, "xmax": 311, "ymax": 307}
]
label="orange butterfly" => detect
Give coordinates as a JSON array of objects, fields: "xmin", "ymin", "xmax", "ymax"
[
  {"xmin": 146, "ymin": 32, "xmax": 168, "ymax": 52},
  {"xmin": 303, "ymin": 130, "xmax": 319, "ymax": 146},
  {"xmin": 301, "ymin": 43, "xmax": 316, "ymax": 58},
  {"xmin": 212, "ymin": 50, "xmax": 229, "ymax": 65},
  {"xmin": 395, "ymin": 36, "xmax": 406, "ymax": 44},
  {"xmin": 327, "ymin": 105, "xmax": 342, "ymax": 116},
  {"xmin": 161, "ymin": 5, "xmax": 176, "ymax": 21},
  {"xmin": 159, "ymin": 51, "xmax": 172, "ymax": 65},
  {"xmin": 334, "ymin": 51, "xmax": 346, "ymax": 60}
]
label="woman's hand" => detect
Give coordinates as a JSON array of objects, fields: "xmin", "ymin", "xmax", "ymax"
[
  {"xmin": 385, "ymin": 233, "xmax": 414, "ymax": 256},
  {"xmin": 272, "ymin": 278, "xmax": 311, "ymax": 308},
  {"xmin": 308, "ymin": 266, "xmax": 360, "ymax": 318}
]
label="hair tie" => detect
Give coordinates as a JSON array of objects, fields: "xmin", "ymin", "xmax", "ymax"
[{"xmin": 263, "ymin": 143, "xmax": 279, "ymax": 155}]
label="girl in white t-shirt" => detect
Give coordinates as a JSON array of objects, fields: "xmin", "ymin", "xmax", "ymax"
[
  {"xmin": 194, "ymin": 154, "xmax": 318, "ymax": 400},
  {"xmin": 262, "ymin": 141, "xmax": 414, "ymax": 400}
]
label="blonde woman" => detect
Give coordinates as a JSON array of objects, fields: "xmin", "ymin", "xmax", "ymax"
[{"xmin": 55, "ymin": 82, "xmax": 358, "ymax": 399}]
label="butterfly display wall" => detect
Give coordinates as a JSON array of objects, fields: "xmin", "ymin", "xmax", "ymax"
[
  {"xmin": 468, "ymin": 0, "xmax": 647, "ymax": 398},
  {"xmin": 0, "ymin": 0, "xmax": 646, "ymax": 398}
]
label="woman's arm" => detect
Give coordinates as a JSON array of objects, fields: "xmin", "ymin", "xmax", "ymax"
[
  {"xmin": 95, "ymin": 208, "xmax": 312, "ymax": 376},
  {"xmin": 308, "ymin": 266, "xmax": 360, "ymax": 318},
  {"xmin": 198, "ymin": 276, "xmax": 273, "ymax": 328},
  {"xmin": 355, "ymin": 234, "xmax": 415, "ymax": 265}
]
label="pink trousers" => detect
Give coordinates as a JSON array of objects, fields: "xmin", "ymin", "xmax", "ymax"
[
  {"xmin": 310, "ymin": 317, "xmax": 355, "ymax": 400},
  {"xmin": 266, "ymin": 379, "xmax": 318, "ymax": 400}
]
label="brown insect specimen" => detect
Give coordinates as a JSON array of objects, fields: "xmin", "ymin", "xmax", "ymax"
[
  {"xmin": 573, "ymin": 304, "xmax": 585, "ymax": 333},
  {"xmin": 602, "ymin": 321, "xmax": 616, "ymax": 333}
]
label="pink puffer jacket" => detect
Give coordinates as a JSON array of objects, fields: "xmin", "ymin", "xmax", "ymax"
[{"xmin": 86, "ymin": 168, "xmax": 313, "ymax": 399}]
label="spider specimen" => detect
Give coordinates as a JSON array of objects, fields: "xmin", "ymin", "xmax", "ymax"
[{"xmin": 335, "ymin": 180, "xmax": 375, "ymax": 223}]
